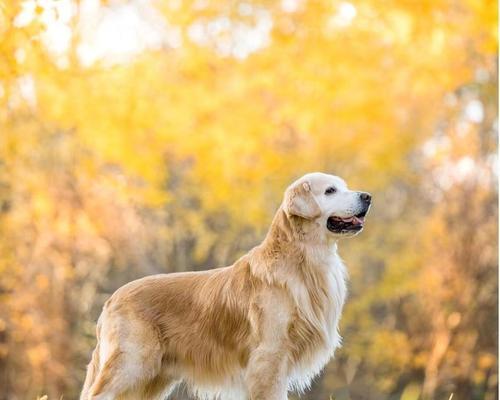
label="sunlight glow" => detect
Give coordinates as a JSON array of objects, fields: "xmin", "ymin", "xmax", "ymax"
[
  {"xmin": 77, "ymin": 0, "xmax": 169, "ymax": 66},
  {"xmin": 464, "ymin": 99, "xmax": 484, "ymax": 123},
  {"xmin": 330, "ymin": 2, "xmax": 357, "ymax": 28},
  {"xmin": 187, "ymin": 6, "xmax": 272, "ymax": 59}
]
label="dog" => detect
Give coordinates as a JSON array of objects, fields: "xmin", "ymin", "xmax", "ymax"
[{"xmin": 80, "ymin": 172, "xmax": 371, "ymax": 400}]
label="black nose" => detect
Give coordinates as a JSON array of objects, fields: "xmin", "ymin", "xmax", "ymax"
[{"xmin": 360, "ymin": 192, "xmax": 372, "ymax": 204}]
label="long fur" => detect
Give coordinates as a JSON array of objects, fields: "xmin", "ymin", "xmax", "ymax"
[{"xmin": 80, "ymin": 172, "xmax": 369, "ymax": 400}]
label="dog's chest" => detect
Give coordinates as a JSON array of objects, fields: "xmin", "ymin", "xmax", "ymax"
[
  {"xmin": 287, "ymin": 251, "xmax": 347, "ymax": 390},
  {"xmin": 323, "ymin": 254, "xmax": 348, "ymax": 337}
]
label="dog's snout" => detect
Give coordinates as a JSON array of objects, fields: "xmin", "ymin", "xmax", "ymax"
[{"xmin": 359, "ymin": 192, "xmax": 372, "ymax": 204}]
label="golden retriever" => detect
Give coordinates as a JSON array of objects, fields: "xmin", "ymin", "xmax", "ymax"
[{"xmin": 80, "ymin": 172, "xmax": 372, "ymax": 400}]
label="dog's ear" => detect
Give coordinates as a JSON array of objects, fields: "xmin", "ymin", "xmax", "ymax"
[{"xmin": 285, "ymin": 181, "xmax": 321, "ymax": 220}]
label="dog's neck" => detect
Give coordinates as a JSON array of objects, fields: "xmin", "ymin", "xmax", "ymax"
[
  {"xmin": 250, "ymin": 206, "xmax": 347, "ymax": 347},
  {"xmin": 252, "ymin": 206, "xmax": 339, "ymax": 281},
  {"xmin": 264, "ymin": 205, "xmax": 336, "ymax": 249},
  {"xmin": 263, "ymin": 206, "xmax": 295, "ymax": 245}
]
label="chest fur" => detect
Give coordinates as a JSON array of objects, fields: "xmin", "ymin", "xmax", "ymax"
[{"xmin": 286, "ymin": 251, "xmax": 347, "ymax": 390}]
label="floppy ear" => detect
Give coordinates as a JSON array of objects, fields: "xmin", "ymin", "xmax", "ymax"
[{"xmin": 285, "ymin": 181, "xmax": 321, "ymax": 220}]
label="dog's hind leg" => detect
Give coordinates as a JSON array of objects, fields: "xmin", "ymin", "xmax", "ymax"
[
  {"xmin": 80, "ymin": 341, "xmax": 101, "ymax": 400},
  {"xmin": 87, "ymin": 316, "xmax": 164, "ymax": 400},
  {"xmin": 88, "ymin": 349, "xmax": 125, "ymax": 400},
  {"xmin": 81, "ymin": 322, "xmax": 104, "ymax": 400},
  {"xmin": 89, "ymin": 346, "xmax": 164, "ymax": 400}
]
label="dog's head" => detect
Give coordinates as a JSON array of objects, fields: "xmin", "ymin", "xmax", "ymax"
[{"xmin": 284, "ymin": 172, "xmax": 371, "ymax": 239}]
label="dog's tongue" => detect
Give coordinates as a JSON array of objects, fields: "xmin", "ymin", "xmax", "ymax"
[
  {"xmin": 335, "ymin": 215, "xmax": 365, "ymax": 225},
  {"xmin": 350, "ymin": 216, "xmax": 364, "ymax": 225}
]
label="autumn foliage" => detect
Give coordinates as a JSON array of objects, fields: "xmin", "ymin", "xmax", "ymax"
[{"xmin": 0, "ymin": 0, "xmax": 497, "ymax": 399}]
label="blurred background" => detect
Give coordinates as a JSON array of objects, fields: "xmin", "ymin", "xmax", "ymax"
[{"xmin": 0, "ymin": 0, "xmax": 497, "ymax": 399}]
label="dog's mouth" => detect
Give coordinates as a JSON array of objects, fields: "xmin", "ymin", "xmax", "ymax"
[{"xmin": 327, "ymin": 211, "xmax": 367, "ymax": 234}]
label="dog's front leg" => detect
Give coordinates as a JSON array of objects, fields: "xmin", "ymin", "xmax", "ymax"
[
  {"xmin": 245, "ymin": 345, "xmax": 288, "ymax": 400},
  {"xmin": 244, "ymin": 289, "xmax": 291, "ymax": 400}
]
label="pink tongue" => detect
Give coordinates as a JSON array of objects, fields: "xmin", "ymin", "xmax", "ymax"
[
  {"xmin": 336, "ymin": 216, "xmax": 365, "ymax": 225},
  {"xmin": 352, "ymin": 216, "xmax": 364, "ymax": 225}
]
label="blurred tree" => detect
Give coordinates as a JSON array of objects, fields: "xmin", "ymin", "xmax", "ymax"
[{"xmin": 0, "ymin": 0, "xmax": 496, "ymax": 399}]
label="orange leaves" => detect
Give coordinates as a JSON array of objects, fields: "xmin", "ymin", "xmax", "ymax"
[{"xmin": 0, "ymin": 0, "xmax": 497, "ymax": 398}]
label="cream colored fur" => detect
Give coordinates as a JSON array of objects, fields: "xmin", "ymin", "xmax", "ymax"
[{"xmin": 80, "ymin": 172, "xmax": 371, "ymax": 400}]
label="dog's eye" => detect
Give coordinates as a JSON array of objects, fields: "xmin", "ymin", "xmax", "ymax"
[{"xmin": 324, "ymin": 187, "xmax": 336, "ymax": 195}]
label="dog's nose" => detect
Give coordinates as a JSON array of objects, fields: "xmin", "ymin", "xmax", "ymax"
[{"xmin": 360, "ymin": 192, "xmax": 372, "ymax": 204}]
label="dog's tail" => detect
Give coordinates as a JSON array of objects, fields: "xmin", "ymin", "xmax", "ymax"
[{"xmin": 80, "ymin": 325, "xmax": 101, "ymax": 400}]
